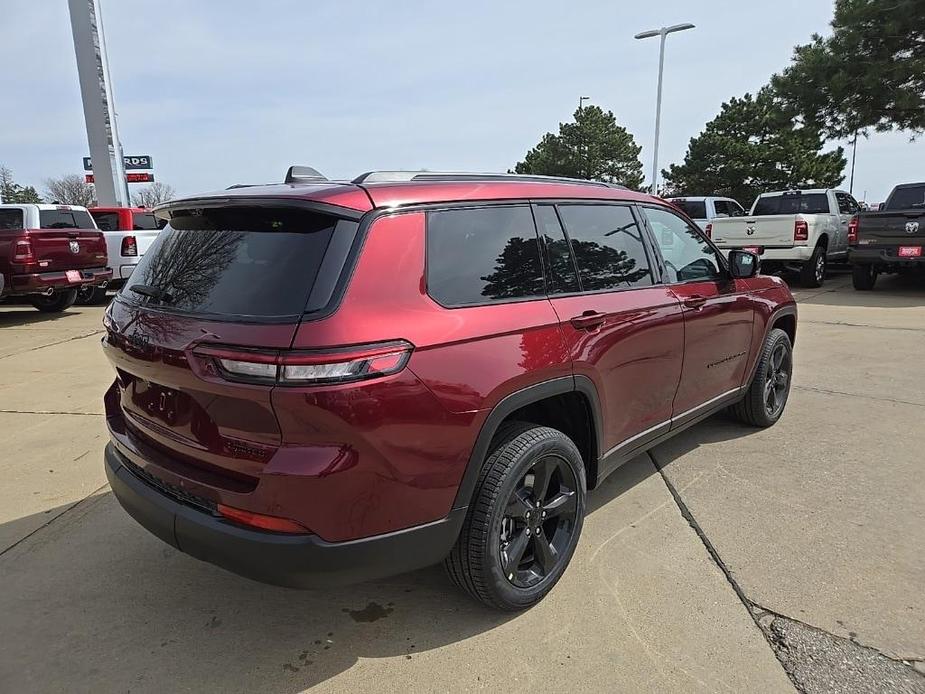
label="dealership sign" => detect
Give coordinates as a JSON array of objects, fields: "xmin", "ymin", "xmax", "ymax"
[
  {"xmin": 83, "ymin": 155, "xmax": 153, "ymax": 171},
  {"xmin": 85, "ymin": 173, "xmax": 155, "ymax": 183}
]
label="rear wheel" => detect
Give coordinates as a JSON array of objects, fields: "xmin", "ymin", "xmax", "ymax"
[
  {"xmin": 29, "ymin": 289, "xmax": 78, "ymax": 313},
  {"xmin": 75, "ymin": 285, "xmax": 109, "ymax": 305},
  {"xmin": 730, "ymin": 328, "xmax": 793, "ymax": 427},
  {"xmin": 852, "ymin": 264, "xmax": 877, "ymax": 291},
  {"xmin": 799, "ymin": 243, "xmax": 827, "ymax": 288},
  {"xmin": 444, "ymin": 422, "xmax": 586, "ymax": 610}
]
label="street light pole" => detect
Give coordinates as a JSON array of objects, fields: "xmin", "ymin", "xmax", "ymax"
[
  {"xmin": 578, "ymin": 96, "xmax": 590, "ymax": 178},
  {"xmin": 635, "ymin": 23, "xmax": 695, "ymax": 195}
]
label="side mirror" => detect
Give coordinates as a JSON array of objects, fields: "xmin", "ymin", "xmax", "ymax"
[{"xmin": 728, "ymin": 249, "xmax": 759, "ymax": 279}]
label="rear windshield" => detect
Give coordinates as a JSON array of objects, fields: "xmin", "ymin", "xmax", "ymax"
[
  {"xmin": 132, "ymin": 212, "xmax": 159, "ymax": 230},
  {"xmin": 120, "ymin": 206, "xmax": 353, "ymax": 320},
  {"xmin": 39, "ymin": 209, "xmax": 95, "ymax": 229},
  {"xmin": 91, "ymin": 211, "xmax": 120, "ymax": 231},
  {"xmin": 752, "ymin": 193, "xmax": 829, "ymax": 216},
  {"xmin": 0, "ymin": 209, "xmax": 24, "ymax": 229},
  {"xmin": 886, "ymin": 184, "xmax": 925, "ymax": 210},
  {"xmin": 669, "ymin": 200, "xmax": 707, "ymax": 219}
]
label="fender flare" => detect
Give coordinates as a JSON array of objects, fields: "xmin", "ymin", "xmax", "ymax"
[
  {"xmin": 451, "ymin": 375, "xmax": 603, "ymax": 510},
  {"xmin": 745, "ymin": 303, "xmax": 797, "ymax": 386}
]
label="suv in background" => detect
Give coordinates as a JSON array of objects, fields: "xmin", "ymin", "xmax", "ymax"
[
  {"xmin": 102, "ymin": 170, "xmax": 796, "ymax": 610},
  {"xmin": 0, "ymin": 203, "xmax": 111, "ymax": 312},
  {"xmin": 84, "ymin": 207, "xmax": 165, "ymax": 304},
  {"xmin": 665, "ymin": 196, "xmax": 745, "ymax": 237}
]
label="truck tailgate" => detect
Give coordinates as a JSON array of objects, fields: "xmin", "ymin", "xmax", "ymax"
[
  {"xmin": 27, "ymin": 229, "xmax": 108, "ymax": 271},
  {"xmin": 857, "ymin": 211, "xmax": 925, "ymax": 246},
  {"xmin": 711, "ymin": 215, "xmax": 796, "ymax": 247}
]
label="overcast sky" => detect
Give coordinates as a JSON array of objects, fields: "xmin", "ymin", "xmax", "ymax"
[{"xmin": 2, "ymin": 0, "xmax": 921, "ymax": 204}]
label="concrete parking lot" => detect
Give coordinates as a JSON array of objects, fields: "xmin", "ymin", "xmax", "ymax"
[{"xmin": 1, "ymin": 273, "xmax": 923, "ymax": 693}]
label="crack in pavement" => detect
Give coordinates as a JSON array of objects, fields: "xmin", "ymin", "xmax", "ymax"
[
  {"xmin": 0, "ymin": 409, "xmax": 104, "ymax": 416},
  {"xmin": 801, "ymin": 319, "xmax": 925, "ymax": 333},
  {"xmin": 0, "ymin": 482, "xmax": 110, "ymax": 559},
  {"xmin": 793, "ymin": 385, "xmax": 925, "ymax": 409},
  {"xmin": 0, "ymin": 329, "xmax": 104, "ymax": 361},
  {"xmin": 648, "ymin": 449, "xmax": 923, "ymax": 693}
]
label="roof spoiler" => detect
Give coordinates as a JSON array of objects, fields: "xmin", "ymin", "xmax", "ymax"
[{"xmin": 285, "ymin": 166, "xmax": 328, "ymax": 184}]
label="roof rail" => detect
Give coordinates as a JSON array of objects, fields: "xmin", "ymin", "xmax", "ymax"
[
  {"xmin": 284, "ymin": 166, "xmax": 328, "ymax": 184},
  {"xmin": 351, "ymin": 170, "xmax": 628, "ymax": 190}
]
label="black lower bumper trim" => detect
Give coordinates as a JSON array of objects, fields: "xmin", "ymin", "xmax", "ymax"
[{"xmin": 105, "ymin": 444, "xmax": 465, "ymax": 588}]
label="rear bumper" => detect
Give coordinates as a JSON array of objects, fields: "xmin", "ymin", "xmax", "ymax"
[
  {"xmin": 849, "ymin": 247, "xmax": 925, "ymax": 268},
  {"xmin": 9, "ymin": 266, "xmax": 112, "ymax": 295},
  {"xmin": 718, "ymin": 245, "xmax": 812, "ymax": 263},
  {"xmin": 104, "ymin": 443, "xmax": 465, "ymax": 588}
]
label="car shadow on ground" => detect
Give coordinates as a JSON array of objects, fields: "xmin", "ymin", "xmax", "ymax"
[
  {"xmin": 795, "ymin": 272, "xmax": 925, "ymax": 309},
  {"xmin": 0, "ymin": 412, "xmax": 760, "ymax": 693},
  {"xmin": 0, "ymin": 304, "xmax": 87, "ymax": 327}
]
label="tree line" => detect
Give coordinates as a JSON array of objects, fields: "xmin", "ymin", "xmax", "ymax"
[
  {"xmin": 515, "ymin": 0, "xmax": 922, "ymax": 206},
  {"xmin": 0, "ymin": 165, "xmax": 175, "ymax": 208}
]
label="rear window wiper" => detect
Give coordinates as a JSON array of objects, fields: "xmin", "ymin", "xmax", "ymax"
[{"xmin": 128, "ymin": 283, "xmax": 174, "ymax": 305}]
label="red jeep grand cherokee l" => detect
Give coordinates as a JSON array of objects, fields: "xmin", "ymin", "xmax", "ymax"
[{"xmin": 102, "ymin": 170, "xmax": 796, "ymax": 610}]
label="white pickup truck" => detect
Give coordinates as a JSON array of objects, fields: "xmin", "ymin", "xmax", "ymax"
[{"xmin": 711, "ymin": 189, "xmax": 860, "ymax": 287}]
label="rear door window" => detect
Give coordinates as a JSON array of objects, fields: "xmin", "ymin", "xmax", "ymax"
[
  {"xmin": 533, "ymin": 205, "xmax": 580, "ymax": 294},
  {"xmin": 0, "ymin": 209, "xmax": 23, "ymax": 229},
  {"xmin": 426, "ymin": 205, "xmax": 544, "ymax": 306},
  {"xmin": 92, "ymin": 212, "xmax": 120, "ymax": 231},
  {"xmin": 122, "ymin": 206, "xmax": 351, "ymax": 320},
  {"xmin": 557, "ymin": 204, "xmax": 653, "ymax": 291}
]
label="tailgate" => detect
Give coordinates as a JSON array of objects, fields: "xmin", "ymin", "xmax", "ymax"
[
  {"xmin": 26, "ymin": 229, "xmax": 107, "ymax": 271},
  {"xmin": 711, "ymin": 216, "xmax": 795, "ymax": 247},
  {"xmin": 857, "ymin": 212, "xmax": 925, "ymax": 246},
  {"xmin": 135, "ymin": 230, "xmax": 160, "ymax": 256}
]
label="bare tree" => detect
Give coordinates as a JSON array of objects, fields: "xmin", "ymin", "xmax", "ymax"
[
  {"xmin": 45, "ymin": 174, "xmax": 96, "ymax": 207},
  {"xmin": 132, "ymin": 182, "xmax": 176, "ymax": 208}
]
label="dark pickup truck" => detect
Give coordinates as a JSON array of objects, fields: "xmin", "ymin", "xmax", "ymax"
[{"xmin": 849, "ymin": 182, "xmax": 925, "ymax": 290}]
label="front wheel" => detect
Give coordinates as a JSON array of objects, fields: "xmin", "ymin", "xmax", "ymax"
[
  {"xmin": 730, "ymin": 328, "xmax": 793, "ymax": 427},
  {"xmin": 29, "ymin": 289, "xmax": 78, "ymax": 313},
  {"xmin": 799, "ymin": 244, "xmax": 827, "ymax": 288},
  {"xmin": 852, "ymin": 264, "xmax": 877, "ymax": 291},
  {"xmin": 444, "ymin": 423, "xmax": 586, "ymax": 610}
]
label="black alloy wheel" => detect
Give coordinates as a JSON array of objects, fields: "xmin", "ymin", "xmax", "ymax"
[{"xmin": 500, "ymin": 454, "xmax": 580, "ymax": 588}]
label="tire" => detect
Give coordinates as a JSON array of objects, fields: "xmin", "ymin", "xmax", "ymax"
[
  {"xmin": 444, "ymin": 422, "xmax": 586, "ymax": 610},
  {"xmin": 29, "ymin": 289, "xmax": 78, "ymax": 313},
  {"xmin": 730, "ymin": 328, "xmax": 793, "ymax": 427},
  {"xmin": 852, "ymin": 264, "xmax": 877, "ymax": 291},
  {"xmin": 799, "ymin": 243, "xmax": 827, "ymax": 288},
  {"xmin": 75, "ymin": 285, "xmax": 109, "ymax": 305}
]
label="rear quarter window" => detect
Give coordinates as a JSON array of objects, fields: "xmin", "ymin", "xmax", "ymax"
[{"xmin": 426, "ymin": 205, "xmax": 544, "ymax": 307}]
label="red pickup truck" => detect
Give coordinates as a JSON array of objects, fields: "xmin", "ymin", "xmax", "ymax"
[{"xmin": 0, "ymin": 204, "xmax": 112, "ymax": 312}]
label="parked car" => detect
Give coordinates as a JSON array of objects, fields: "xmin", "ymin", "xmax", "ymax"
[
  {"xmin": 0, "ymin": 204, "xmax": 111, "ymax": 312},
  {"xmin": 711, "ymin": 188, "xmax": 860, "ymax": 287},
  {"xmin": 83, "ymin": 206, "xmax": 165, "ymax": 304},
  {"xmin": 849, "ymin": 182, "xmax": 925, "ymax": 290},
  {"xmin": 101, "ymin": 169, "xmax": 797, "ymax": 610},
  {"xmin": 665, "ymin": 196, "xmax": 745, "ymax": 237}
]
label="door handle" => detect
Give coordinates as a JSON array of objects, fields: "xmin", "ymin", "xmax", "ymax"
[
  {"xmin": 683, "ymin": 295, "xmax": 708, "ymax": 309},
  {"xmin": 570, "ymin": 310, "xmax": 606, "ymax": 330}
]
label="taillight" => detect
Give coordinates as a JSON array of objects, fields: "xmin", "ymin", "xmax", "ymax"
[
  {"xmin": 794, "ymin": 220, "xmax": 809, "ymax": 242},
  {"xmin": 121, "ymin": 235, "xmax": 138, "ymax": 256},
  {"xmin": 704, "ymin": 223, "xmax": 712, "ymax": 239},
  {"xmin": 847, "ymin": 215, "xmax": 859, "ymax": 245},
  {"xmin": 195, "ymin": 340, "xmax": 414, "ymax": 386},
  {"xmin": 217, "ymin": 504, "xmax": 309, "ymax": 534},
  {"xmin": 12, "ymin": 239, "xmax": 35, "ymax": 264}
]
